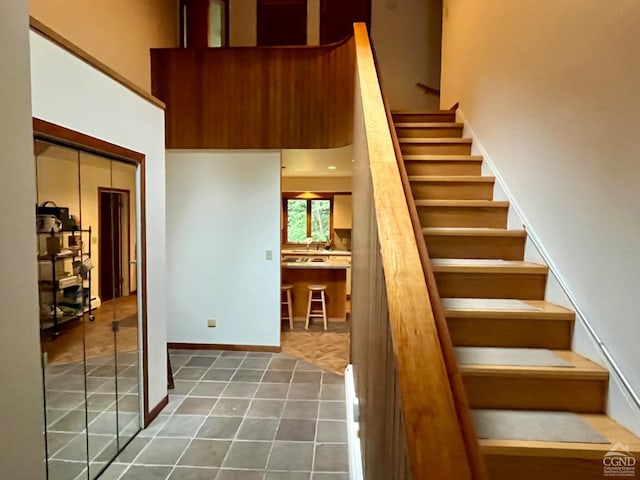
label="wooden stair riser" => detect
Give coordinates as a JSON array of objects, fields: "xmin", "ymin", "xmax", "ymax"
[
  {"xmin": 400, "ymin": 141, "xmax": 472, "ymax": 155},
  {"xmin": 411, "ymin": 180, "xmax": 494, "ymax": 200},
  {"xmin": 405, "ymin": 160, "xmax": 482, "ymax": 176},
  {"xmin": 425, "ymin": 234, "xmax": 525, "ymax": 260},
  {"xmin": 395, "ymin": 125, "xmax": 463, "ymax": 138},
  {"xmin": 463, "ymin": 374, "xmax": 608, "ymax": 413},
  {"xmin": 392, "ymin": 112, "xmax": 456, "ymax": 123},
  {"xmin": 434, "ymin": 271, "xmax": 547, "ymax": 299},
  {"xmin": 483, "ymin": 452, "xmax": 613, "ymax": 480},
  {"xmin": 447, "ymin": 317, "xmax": 573, "ymax": 349},
  {"xmin": 417, "ymin": 205, "xmax": 509, "ymax": 228}
]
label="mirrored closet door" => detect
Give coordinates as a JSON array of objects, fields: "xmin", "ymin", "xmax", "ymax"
[{"xmin": 35, "ymin": 140, "xmax": 141, "ymax": 480}]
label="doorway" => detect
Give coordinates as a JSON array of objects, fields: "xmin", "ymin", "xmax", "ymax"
[
  {"xmin": 99, "ymin": 188, "xmax": 130, "ymax": 302},
  {"xmin": 257, "ymin": 0, "xmax": 307, "ymax": 46},
  {"xmin": 320, "ymin": 0, "xmax": 355, "ymax": 44}
]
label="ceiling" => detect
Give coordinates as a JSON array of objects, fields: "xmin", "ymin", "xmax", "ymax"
[{"xmin": 281, "ymin": 145, "xmax": 353, "ymax": 177}]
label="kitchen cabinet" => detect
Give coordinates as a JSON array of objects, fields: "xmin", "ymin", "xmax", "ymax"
[{"xmin": 333, "ymin": 194, "xmax": 352, "ymax": 228}]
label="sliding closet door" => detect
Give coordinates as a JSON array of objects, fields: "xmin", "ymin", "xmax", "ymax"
[
  {"xmin": 35, "ymin": 141, "xmax": 89, "ymax": 480},
  {"xmin": 80, "ymin": 153, "xmax": 119, "ymax": 478},
  {"xmin": 111, "ymin": 161, "xmax": 141, "ymax": 447},
  {"xmin": 36, "ymin": 138, "xmax": 143, "ymax": 479}
]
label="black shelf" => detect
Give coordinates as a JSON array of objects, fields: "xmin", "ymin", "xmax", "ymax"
[{"xmin": 37, "ymin": 226, "xmax": 93, "ymax": 335}]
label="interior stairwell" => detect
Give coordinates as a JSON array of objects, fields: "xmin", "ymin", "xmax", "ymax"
[{"xmin": 391, "ymin": 110, "xmax": 640, "ymax": 479}]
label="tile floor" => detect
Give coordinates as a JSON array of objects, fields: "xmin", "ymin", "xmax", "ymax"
[
  {"xmin": 45, "ymin": 351, "xmax": 141, "ymax": 480},
  {"xmin": 100, "ymin": 349, "xmax": 349, "ymax": 480}
]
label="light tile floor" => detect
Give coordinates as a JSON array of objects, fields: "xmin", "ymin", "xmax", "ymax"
[{"xmin": 101, "ymin": 350, "xmax": 348, "ymax": 480}]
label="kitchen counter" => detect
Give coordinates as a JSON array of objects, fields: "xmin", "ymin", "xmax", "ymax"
[
  {"xmin": 281, "ymin": 260, "xmax": 349, "ymax": 270},
  {"xmin": 281, "ymin": 257, "xmax": 349, "ymax": 321},
  {"xmin": 281, "ymin": 249, "xmax": 351, "ymax": 256}
]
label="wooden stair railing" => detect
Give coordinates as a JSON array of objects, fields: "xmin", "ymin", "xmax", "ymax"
[
  {"xmin": 350, "ymin": 23, "xmax": 485, "ymax": 479},
  {"xmin": 383, "ymin": 72, "xmax": 488, "ymax": 480}
]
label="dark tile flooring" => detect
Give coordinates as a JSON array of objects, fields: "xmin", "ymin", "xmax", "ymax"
[{"xmin": 100, "ymin": 350, "xmax": 348, "ymax": 479}]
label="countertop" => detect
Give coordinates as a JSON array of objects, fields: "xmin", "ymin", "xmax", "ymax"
[
  {"xmin": 281, "ymin": 258, "xmax": 350, "ymax": 270},
  {"xmin": 281, "ymin": 249, "xmax": 351, "ymax": 257}
]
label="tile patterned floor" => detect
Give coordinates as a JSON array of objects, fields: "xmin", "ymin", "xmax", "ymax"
[
  {"xmin": 45, "ymin": 351, "xmax": 141, "ymax": 480},
  {"xmin": 101, "ymin": 350, "xmax": 349, "ymax": 480}
]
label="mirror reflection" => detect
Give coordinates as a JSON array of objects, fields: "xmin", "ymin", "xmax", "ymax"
[{"xmin": 35, "ymin": 140, "xmax": 141, "ymax": 479}]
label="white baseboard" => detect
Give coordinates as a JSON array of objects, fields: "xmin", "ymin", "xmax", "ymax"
[
  {"xmin": 456, "ymin": 108, "xmax": 640, "ymax": 437},
  {"xmin": 344, "ymin": 365, "xmax": 364, "ymax": 480}
]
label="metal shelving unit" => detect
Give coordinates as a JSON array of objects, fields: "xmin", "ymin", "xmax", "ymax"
[{"xmin": 37, "ymin": 227, "xmax": 93, "ymax": 335}]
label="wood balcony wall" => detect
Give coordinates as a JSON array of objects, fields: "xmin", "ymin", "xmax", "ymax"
[{"xmin": 150, "ymin": 39, "xmax": 355, "ymax": 149}]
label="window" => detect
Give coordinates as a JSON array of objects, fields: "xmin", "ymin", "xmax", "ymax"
[{"xmin": 284, "ymin": 197, "xmax": 333, "ymax": 243}]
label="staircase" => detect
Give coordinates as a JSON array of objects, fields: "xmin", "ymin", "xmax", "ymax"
[{"xmin": 391, "ymin": 110, "xmax": 640, "ymax": 480}]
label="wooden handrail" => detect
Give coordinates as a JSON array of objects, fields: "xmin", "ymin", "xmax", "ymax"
[
  {"xmin": 384, "ymin": 69, "xmax": 489, "ymax": 480},
  {"xmin": 416, "ymin": 82, "xmax": 441, "ymax": 96},
  {"xmin": 351, "ymin": 23, "xmax": 474, "ymax": 479}
]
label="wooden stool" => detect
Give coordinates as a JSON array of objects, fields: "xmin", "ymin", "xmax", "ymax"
[
  {"xmin": 281, "ymin": 284, "xmax": 294, "ymax": 329},
  {"xmin": 305, "ymin": 284, "xmax": 327, "ymax": 331}
]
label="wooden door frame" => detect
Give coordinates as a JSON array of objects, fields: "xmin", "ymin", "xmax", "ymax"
[
  {"xmin": 32, "ymin": 118, "xmax": 156, "ymax": 427},
  {"xmin": 97, "ymin": 187, "xmax": 131, "ymax": 300},
  {"xmin": 180, "ymin": 0, "xmax": 230, "ymax": 47}
]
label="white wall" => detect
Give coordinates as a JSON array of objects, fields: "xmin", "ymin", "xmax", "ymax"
[
  {"xmin": 0, "ymin": 1, "xmax": 47, "ymax": 478},
  {"xmin": 166, "ymin": 151, "xmax": 281, "ymax": 347},
  {"xmin": 441, "ymin": 0, "xmax": 640, "ymax": 433},
  {"xmin": 371, "ymin": 0, "xmax": 442, "ymax": 110},
  {"xmin": 30, "ymin": 30, "xmax": 168, "ymax": 413}
]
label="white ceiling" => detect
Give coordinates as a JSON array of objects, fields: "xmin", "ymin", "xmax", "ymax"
[{"xmin": 281, "ymin": 145, "xmax": 353, "ymax": 177}]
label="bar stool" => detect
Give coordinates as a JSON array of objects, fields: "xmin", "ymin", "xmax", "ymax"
[
  {"xmin": 305, "ymin": 284, "xmax": 327, "ymax": 331},
  {"xmin": 281, "ymin": 284, "xmax": 294, "ymax": 329}
]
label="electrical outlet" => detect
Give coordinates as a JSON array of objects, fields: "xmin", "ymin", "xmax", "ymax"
[
  {"xmin": 266, "ymin": 250, "xmax": 273, "ymax": 260},
  {"xmin": 207, "ymin": 319, "xmax": 216, "ymax": 328}
]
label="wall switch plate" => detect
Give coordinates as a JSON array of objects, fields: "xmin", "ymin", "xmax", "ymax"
[
  {"xmin": 266, "ymin": 250, "xmax": 273, "ymax": 260},
  {"xmin": 207, "ymin": 319, "xmax": 216, "ymax": 327}
]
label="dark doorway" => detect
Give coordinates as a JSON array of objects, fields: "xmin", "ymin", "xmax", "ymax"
[
  {"xmin": 99, "ymin": 189, "xmax": 129, "ymax": 302},
  {"xmin": 257, "ymin": 0, "xmax": 307, "ymax": 46},
  {"xmin": 320, "ymin": 0, "xmax": 355, "ymax": 44}
]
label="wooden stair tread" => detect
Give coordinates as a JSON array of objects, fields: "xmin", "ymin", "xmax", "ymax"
[
  {"xmin": 415, "ymin": 199, "xmax": 509, "ymax": 207},
  {"xmin": 392, "ymin": 110, "xmax": 455, "ymax": 114},
  {"xmin": 479, "ymin": 413, "xmax": 640, "ymax": 455},
  {"xmin": 424, "ymin": 227, "xmax": 526, "ymax": 237},
  {"xmin": 398, "ymin": 137, "xmax": 472, "ymax": 144},
  {"xmin": 404, "ymin": 154, "xmax": 483, "ymax": 161},
  {"xmin": 395, "ymin": 122, "xmax": 463, "ymax": 128},
  {"xmin": 410, "ymin": 175, "xmax": 495, "ymax": 183},
  {"xmin": 460, "ymin": 349, "xmax": 608, "ymax": 377},
  {"xmin": 431, "ymin": 258, "xmax": 548, "ymax": 274},
  {"xmin": 443, "ymin": 298, "xmax": 574, "ymax": 319}
]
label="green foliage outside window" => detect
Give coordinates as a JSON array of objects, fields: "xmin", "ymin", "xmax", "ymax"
[{"xmin": 286, "ymin": 198, "xmax": 331, "ymax": 243}]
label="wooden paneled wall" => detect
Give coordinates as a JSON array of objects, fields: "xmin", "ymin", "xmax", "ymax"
[
  {"xmin": 151, "ymin": 38, "xmax": 355, "ymax": 149},
  {"xmin": 350, "ymin": 23, "xmax": 473, "ymax": 479}
]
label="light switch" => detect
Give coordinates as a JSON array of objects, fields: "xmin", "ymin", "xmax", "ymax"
[{"xmin": 266, "ymin": 250, "xmax": 273, "ymax": 260}]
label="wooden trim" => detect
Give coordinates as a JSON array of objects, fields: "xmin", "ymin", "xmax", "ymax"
[
  {"xmin": 32, "ymin": 119, "xmax": 153, "ymax": 433},
  {"xmin": 168, "ymin": 343, "xmax": 282, "ymax": 353},
  {"xmin": 33, "ymin": 119, "xmax": 145, "ymax": 163},
  {"xmin": 144, "ymin": 395, "xmax": 169, "ymax": 427},
  {"xmin": 29, "ymin": 16, "xmax": 166, "ymax": 110}
]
